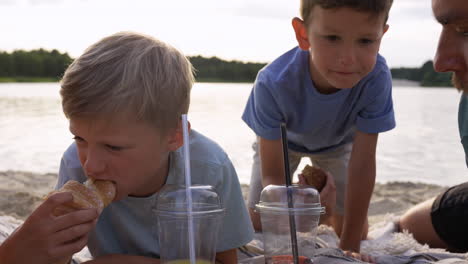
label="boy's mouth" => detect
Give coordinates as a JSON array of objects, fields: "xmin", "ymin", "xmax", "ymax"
[{"xmin": 334, "ymin": 71, "xmax": 354, "ymax": 75}]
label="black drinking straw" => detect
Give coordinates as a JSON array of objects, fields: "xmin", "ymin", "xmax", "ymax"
[{"xmin": 280, "ymin": 123, "xmax": 299, "ymax": 264}]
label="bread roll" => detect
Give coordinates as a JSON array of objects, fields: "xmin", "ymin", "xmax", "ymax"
[
  {"xmin": 301, "ymin": 165, "xmax": 327, "ymax": 192},
  {"xmin": 47, "ymin": 179, "xmax": 116, "ymax": 216}
]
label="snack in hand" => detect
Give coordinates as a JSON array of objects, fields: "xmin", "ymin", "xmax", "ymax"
[
  {"xmin": 301, "ymin": 165, "xmax": 327, "ymax": 192},
  {"xmin": 46, "ymin": 179, "xmax": 116, "ymax": 216}
]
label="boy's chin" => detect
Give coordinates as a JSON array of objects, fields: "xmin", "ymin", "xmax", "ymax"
[
  {"xmin": 324, "ymin": 76, "xmax": 362, "ymax": 89},
  {"xmin": 328, "ymin": 80, "xmax": 358, "ymax": 90}
]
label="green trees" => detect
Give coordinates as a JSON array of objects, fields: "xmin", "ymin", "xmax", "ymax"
[
  {"xmin": 0, "ymin": 49, "xmax": 73, "ymax": 82},
  {"xmin": 391, "ymin": 60, "xmax": 452, "ymax": 87},
  {"xmin": 0, "ymin": 50, "xmax": 454, "ymax": 87},
  {"xmin": 0, "ymin": 50, "xmax": 267, "ymax": 83},
  {"xmin": 188, "ymin": 56, "xmax": 266, "ymax": 82}
]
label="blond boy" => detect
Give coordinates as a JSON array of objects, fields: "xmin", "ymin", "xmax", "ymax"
[{"xmin": 0, "ymin": 32, "xmax": 253, "ymax": 264}]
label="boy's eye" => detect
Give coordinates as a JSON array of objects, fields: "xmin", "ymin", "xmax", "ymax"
[
  {"xmin": 325, "ymin": 35, "xmax": 340, "ymax": 42},
  {"xmin": 73, "ymin": 136, "xmax": 84, "ymax": 142},
  {"xmin": 358, "ymin": 38, "xmax": 375, "ymax": 45},
  {"xmin": 106, "ymin": 144, "xmax": 123, "ymax": 151}
]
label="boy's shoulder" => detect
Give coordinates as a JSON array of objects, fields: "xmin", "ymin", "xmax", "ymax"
[
  {"xmin": 365, "ymin": 54, "xmax": 391, "ymax": 83},
  {"xmin": 353, "ymin": 54, "xmax": 392, "ymax": 100},
  {"xmin": 186, "ymin": 129, "xmax": 230, "ymax": 167},
  {"xmin": 168, "ymin": 129, "xmax": 235, "ymax": 187},
  {"xmin": 62, "ymin": 143, "xmax": 82, "ymax": 169},
  {"xmin": 373, "ymin": 54, "xmax": 390, "ymax": 75},
  {"xmin": 257, "ymin": 47, "xmax": 308, "ymax": 84}
]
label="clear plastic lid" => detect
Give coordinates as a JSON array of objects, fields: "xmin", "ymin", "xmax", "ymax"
[
  {"xmin": 154, "ymin": 184, "xmax": 225, "ymax": 217},
  {"xmin": 256, "ymin": 184, "xmax": 325, "ymax": 215}
]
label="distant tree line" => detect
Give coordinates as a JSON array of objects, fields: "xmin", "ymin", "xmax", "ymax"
[
  {"xmin": 0, "ymin": 49, "xmax": 454, "ymax": 87},
  {"xmin": 188, "ymin": 55, "xmax": 266, "ymax": 82},
  {"xmin": 0, "ymin": 49, "xmax": 266, "ymax": 83},
  {"xmin": 391, "ymin": 60, "xmax": 453, "ymax": 87},
  {"xmin": 0, "ymin": 49, "xmax": 73, "ymax": 81}
]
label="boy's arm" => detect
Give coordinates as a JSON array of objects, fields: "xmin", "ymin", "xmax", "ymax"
[
  {"xmin": 82, "ymin": 255, "xmax": 160, "ymax": 264},
  {"xmin": 81, "ymin": 249, "xmax": 237, "ymax": 264},
  {"xmin": 0, "ymin": 192, "xmax": 98, "ymax": 264},
  {"xmin": 339, "ymin": 131, "xmax": 378, "ymax": 252},
  {"xmin": 259, "ymin": 137, "xmax": 287, "ymax": 186}
]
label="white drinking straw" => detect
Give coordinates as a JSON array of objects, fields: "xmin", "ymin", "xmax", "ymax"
[{"xmin": 182, "ymin": 114, "xmax": 196, "ymax": 264}]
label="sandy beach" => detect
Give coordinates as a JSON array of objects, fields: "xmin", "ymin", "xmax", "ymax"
[{"xmin": 0, "ymin": 170, "xmax": 448, "ymax": 225}]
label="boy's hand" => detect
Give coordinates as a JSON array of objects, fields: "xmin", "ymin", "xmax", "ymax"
[
  {"xmin": 344, "ymin": 250, "xmax": 375, "ymax": 263},
  {"xmin": 0, "ymin": 192, "xmax": 98, "ymax": 264},
  {"xmin": 82, "ymin": 254, "xmax": 160, "ymax": 264},
  {"xmin": 298, "ymin": 170, "xmax": 336, "ymax": 217}
]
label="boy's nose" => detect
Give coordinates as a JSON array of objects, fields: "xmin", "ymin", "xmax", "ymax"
[
  {"xmin": 433, "ymin": 29, "xmax": 464, "ymax": 73},
  {"xmin": 83, "ymin": 150, "xmax": 106, "ymax": 177},
  {"xmin": 339, "ymin": 46, "xmax": 356, "ymax": 66}
]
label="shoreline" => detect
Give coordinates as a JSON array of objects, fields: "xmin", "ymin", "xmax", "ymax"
[{"xmin": 0, "ymin": 171, "xmax": 448, "ymax": 225}]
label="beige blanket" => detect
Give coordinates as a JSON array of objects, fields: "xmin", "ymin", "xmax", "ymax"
[{"xmin": 2, "ymin": 214, "xmax": 468, "ymax": 263}]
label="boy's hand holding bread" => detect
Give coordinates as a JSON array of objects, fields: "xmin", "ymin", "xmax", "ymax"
[
  {"xmin": 0, "ymin": 180, "xmax": 116, "ymax": 264},
  {"xmin": 299, "ymin": 165, "xmax": 336, "ymax": 224},
  {"xmin": 47, "ymin": 179, "xmax": 116, "ymax": 216}
]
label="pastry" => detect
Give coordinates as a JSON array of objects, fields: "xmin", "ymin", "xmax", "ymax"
[
  {"xmin": 46, "ymin": 179, "xmax": 116, "ymax": 216},
  {"xmin": 301, "ymin": 165, "xmax": 327, "ymax": 192}
]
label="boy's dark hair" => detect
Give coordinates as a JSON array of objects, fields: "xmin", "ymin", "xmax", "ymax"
[{"xmin": 300, "ymin": 0, "xmax": 393, "ymax": 25}]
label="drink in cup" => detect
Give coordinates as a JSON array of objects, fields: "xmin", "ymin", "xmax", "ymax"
[
  {"xmin": 256, "ymin": 184, "xmax": 324, "ymax": 264},
  {"xmin": 155, "ymin": 185, "xmax": 225, "ymax": 264}
]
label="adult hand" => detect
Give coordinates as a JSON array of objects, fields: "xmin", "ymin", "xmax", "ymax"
[{"xmin": 0, "ymin": 192, "xmax": 98, "ymax": 264}]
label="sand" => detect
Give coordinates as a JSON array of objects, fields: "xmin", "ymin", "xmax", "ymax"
[{"xmin": 0, "ymin": 171, "xmax": 448, "ymax": 224}]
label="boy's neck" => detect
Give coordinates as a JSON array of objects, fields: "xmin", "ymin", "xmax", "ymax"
[
  {"xmin": 313, "ymin": 83, "xmax": 341, "ymax": 94},
  {"xmin": 129, "ymin": 154, "xmax": 171, "ymax": 198}
]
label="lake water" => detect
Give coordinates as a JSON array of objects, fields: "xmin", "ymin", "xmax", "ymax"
[{"xmin": 0, "ymin": 82, "xmax": 466, "ymax": 186}]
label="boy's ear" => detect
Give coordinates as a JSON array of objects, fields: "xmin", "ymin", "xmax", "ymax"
[
  {"xmin": 166, "ymin": 120, "xmax": 188, "ymax": 151},
  {"xmin": 383, "ymin": 24, "xmax": 389, "ymax": 35},
  {"xmin": 292, "ymin": 17, "xmax": 311, "ymax": 51}
]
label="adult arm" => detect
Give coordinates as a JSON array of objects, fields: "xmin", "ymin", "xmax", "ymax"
[{"xmin": 339, "ymin": 131, "xmax": 378, "ymax": 252}]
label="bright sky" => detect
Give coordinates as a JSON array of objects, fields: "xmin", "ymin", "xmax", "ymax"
[{"xmin": 0, "ymin": 0, "xmax": 439, "ymax": 67}]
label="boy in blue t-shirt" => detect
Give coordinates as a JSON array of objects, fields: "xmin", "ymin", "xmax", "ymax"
[
  {"xmin": 0, "ymin": 32, "xmax": 253, "ymax": 264},
  {"xmin": 242, "ymin": 0, "xmax": 395, "ymax": 253}
]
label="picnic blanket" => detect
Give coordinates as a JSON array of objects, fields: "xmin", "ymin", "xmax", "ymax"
[
  {"xmin": 2, "ymin": 214, "xmax": 468, "ymax": 263},
  {"xmin": 237, "ymin": 215, "xmax": 468, "ymax": 263}
]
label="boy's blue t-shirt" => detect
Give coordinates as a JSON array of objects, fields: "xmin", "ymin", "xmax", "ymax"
[
  {"xmin": 242, "ymin": 47, "xmax": 396, "ymax": 154},
  {"xmin": 459, "ymin": 93, "xmax": 468, "ymax": 167},
  {"xmin": 56, "ymin": 130, "xmax": 254, "ymax": 258}
]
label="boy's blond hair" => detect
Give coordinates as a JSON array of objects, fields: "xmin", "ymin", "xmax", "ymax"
[
  {"xmin": 300, "ymin": 0, "xmax": 393, "ymax": 25},
  {"xmin": 60, "ymin": 31, "xmax": 194, "ymax": 136}
]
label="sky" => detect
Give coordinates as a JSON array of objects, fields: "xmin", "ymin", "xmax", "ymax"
[{"xmin": 0, "ymin": 0, "xmax": 439, "ymax": 68}]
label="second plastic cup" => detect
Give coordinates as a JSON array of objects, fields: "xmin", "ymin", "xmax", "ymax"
[
  {"xmin": 155, "ymin": 184, "xmax": 225, "ymax": 264},
  {"xmin": 256, "ymin": 184, "xmax": 325, "ymax": 264}
]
